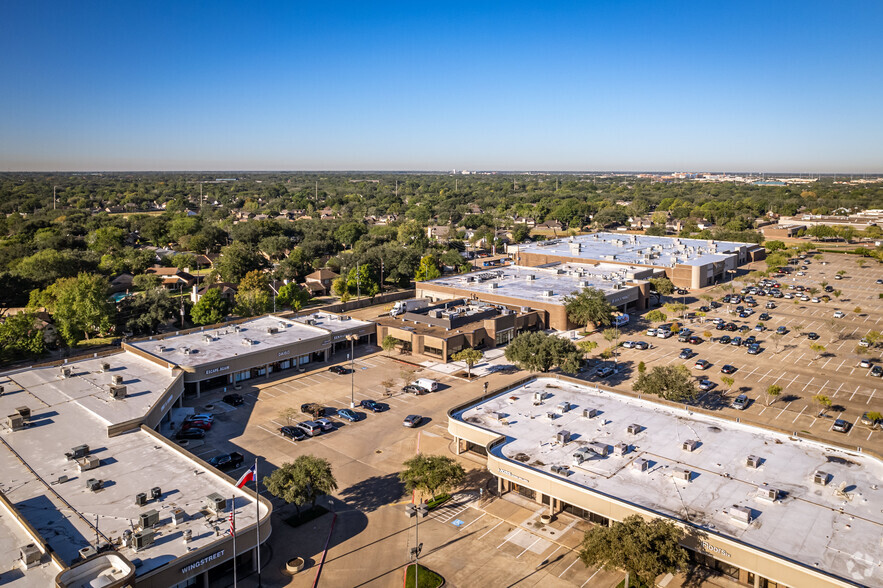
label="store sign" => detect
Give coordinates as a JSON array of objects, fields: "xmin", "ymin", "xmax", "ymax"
[
  {"xmin": 278, "ymin": 350, "xmax": 291, "ymax": 357},
  {"xmin": 498, "ymin": 468, "xmax": 530, "ymax": 483},
  {"xmin": 700, "ymin": 541, "xmax": 731, "ymax": 558},
  {"xmin": 204, "ymin": 366, "xmax": 229, "ymax": 375},
  {"xmin": 181, "ymin": 549, "xmax": 225, "ymax": 573}
]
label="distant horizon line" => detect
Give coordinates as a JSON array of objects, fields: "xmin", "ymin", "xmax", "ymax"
[{"xmin": 2, "ymin": 169, "xmax": 882, "ymax": 176}]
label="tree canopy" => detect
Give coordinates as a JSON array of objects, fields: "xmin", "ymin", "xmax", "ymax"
[
  {"xmin": 263, "ymin": 455, "xmax": 338, "ymax": 515},
  {"xmin": 632, "ymin": 365, "xmax": 697, "ymax": 402},
  {"xmin": 399, "ymin": 454, "xmax": 466, "ymax": 500},
  {"xmin": 564, "ymin": 287, "xmax": 616, "ymax": 330},
  {"xmin": 504, "ymin": 332, "xmax": 582, "ymax": 374}
]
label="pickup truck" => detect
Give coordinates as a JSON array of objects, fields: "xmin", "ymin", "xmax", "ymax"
[{"xmin": 209, "ymin": 452, "xmax": 244, "ymax": 471}]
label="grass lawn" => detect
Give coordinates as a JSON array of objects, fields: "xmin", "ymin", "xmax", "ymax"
[
  {"xmin": 73, "ymin": 336, "xmax": 121, "ymax": 349},
  {"xmin": 404, "ymin": 564, "xmax": 444, "ymax": 588},
  {"xmin": 425, "ymin": 493, "xmax": 450, "ymax": 510},
  {"xmin": 283, "ymin": 505, "xmax": 329, "ymax": 528}
]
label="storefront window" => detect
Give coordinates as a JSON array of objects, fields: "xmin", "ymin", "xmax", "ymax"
[
  {"xmin": 424, "ymin": 345, "xmax": 443, "ymax": 358},
  {"xmin": 235, "ymin": 371, "xmax": 251, "ymax": 382},
  {"xmin": 299, "ymin": 355, "xmax": 310, "ymax": 365},
  {"xmin": 514, "ymin": 484, "xmax": 535, "ymax": 500}
]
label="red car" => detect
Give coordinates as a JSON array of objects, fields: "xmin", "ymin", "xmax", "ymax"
[{"xmin": 182, "ymin": 420, "xmax": 212, "ymax": 431}]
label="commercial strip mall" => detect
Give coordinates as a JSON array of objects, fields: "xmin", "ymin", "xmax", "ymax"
[
  {"xmin": 447, "ymin": 377, "xmax": 882, "ymax": 588},
  {"xmin": 506, "ymin": 232, "xmax": 765, "ymax": 289},
  {"xmin": 0, "ymin": 311, "xmax": 373, "ymax": 587}
]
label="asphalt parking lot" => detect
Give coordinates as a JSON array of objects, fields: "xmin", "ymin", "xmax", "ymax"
[
  {"xmin": 173, "ymin": 348, "xmax": 614, "ymax": 587},
  {"xmin": 581, "ymin": 252, "xmax": 883, "ymax": 453}
]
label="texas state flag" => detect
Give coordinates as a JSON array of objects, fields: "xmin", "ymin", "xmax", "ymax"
[{"xmin": 236, "ymin": 463, "xmax": 256, "ymax": 488}]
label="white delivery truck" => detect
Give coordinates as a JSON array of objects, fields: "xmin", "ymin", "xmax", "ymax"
[
  {"xmin": 411, "ymin": 378, "xmax": 439, "ymax": 393},
  {"xmin": 390, "ymin": 298, "xmax": 430, "ymax": 317}
]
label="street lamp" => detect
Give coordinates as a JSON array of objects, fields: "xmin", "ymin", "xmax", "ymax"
[
  {"xmin": 346, "ymin": 334, "xmax": 359, "ymax": 408},
  {"xmin": 404, "ymin": 503, "xmax": 428, "ymax": 586}
]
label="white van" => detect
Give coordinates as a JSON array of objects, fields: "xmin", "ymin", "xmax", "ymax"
[
  {"xmin": 612, "ymin": 313, "xmax": 630, "ymax": 327},
  {"xmin": 411, "ymin": 378, "xmax": 439, "ymax": 392}
]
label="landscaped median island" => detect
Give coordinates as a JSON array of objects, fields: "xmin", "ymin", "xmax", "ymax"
[{"xmin": 404, "ymin": 563, "xmax": 444, "ymax": 588}]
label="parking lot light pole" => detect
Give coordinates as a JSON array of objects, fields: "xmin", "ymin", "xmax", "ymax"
[
  {"xmin": 405, "ymin": 503, "xmax": 428, "ymax": 585},
  {"xmin": 347, "ymin": 334, "xmax": 358, "ymax": 408}
]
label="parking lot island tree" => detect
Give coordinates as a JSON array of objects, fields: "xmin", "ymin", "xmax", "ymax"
[
  {"xmin": 504, "ymin": 332, "xmax": 582, "ymax": 374},
  {"xmin": 399, "ymin": 454, "xmax": 466, "ymax": 501},
  {"xmin": 632, "ymin": 365, "xmax": 697, "ymax": 403},
  {"xmin": 563, "ymin": 286, "xmax": 616, "ymax": 332},
  {"xmin": 263, "ymin": 455, "xmax": 338, "ymax": 516},
  {"xmin": 579, "ymin": 514, "xmax": 688, "ymax": 588},
  {"xmin": 812, "ymin": 394, "xmax": 833, "ymax": 417},
  {"xmin": 645, "ymin": 309, "xmax": 667, "ymax": 324},
  {"xmin": 766, "ymin": 385, "xmax": 782, "ymax": 406},
  {"xmin": 452, "ymin": 348, "xmax": 483, "ymax": 378}
]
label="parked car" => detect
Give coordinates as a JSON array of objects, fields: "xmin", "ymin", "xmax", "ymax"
[
  {"xmin": 744, "ymin": 335, "xmax": 757, "ymax": 345},
  {"xmin": 186, "ymin": 413, "xmax": 214, "ymax": 423},
  {"xmin": 717, "ymin": 335, "xmax": 731, "ymax": 344},
  {"xmin": 832, "ymin": 419, "xmax": 850, "ymax": 433},
  {"xmin": 646, "ymin": 328, "xmax": 657, "ymax": 336},
  {"xmin": 315, "ymin": 417, "xmax": 335, "ymax": 431},
  {"xmin": 834, "ymin": 311, "xmax": 845, "ymax": 318},
  {"xmin": 403, "ymin": 414, "xmax": 423, "ymax": 428},
  {"xmin": 280, "ymin": 425, "xmax": 306, "ymax": 440},
  {"xmin": 403, "ymin": 384, "xmax": 424, "ymax": 395},
  {"xmin": 721, "ymin": 364, "xmax": 737, "ymax": 374},
  {"xmin": 731, "ymin": 336, "xmax": 742, "ymax": 346},
  {"xmin": 754, "ymin": 324, "xmax": 764, "ymax": 332},
  {"xmin": 595, "ymin": 365, "xmax": 615, "ymax": 378},
  {"xmin": 301, "ymin": 403, "xmax": 326, "ymax": 418},
  {"xmin": 731, "ymin": 394, "xmax": 750, "ymax": 410},
  {"xmin": 360, "ymin": 399, "xmax": 384, "ymax": 412},
  {"xmin": 860, "ymin": 412, "xmax": 882, "ymax": 428},
  {"xmin": 679, "ymin": 349, "xmax": 693, "ymax": 360},
  {"xmin": 328, "ymin": 365, "xmax": 349, "ymax": 374},
  {"xmin": 176, "ymin": 428, "xmax": 205, "ymax": 440},
  {"xmin": 698, "ymin": 380, "xmax": 714, "ymax": 391},
  {"xmin": 871, "ymin": 366, "xmax": 883, "ymax": 378},
  {"xmin": 807, "ymin": 332, "xmax": 820, "ymax": 340},
  {"xmin": 859, "ymin": 359, "xmax": 871, "ymax": 368},
  {"xmin": 297, "ymin": 421, "xmax": 323, "ymax": 436},
  {"xmin": 223, "ymin": 393, "xmax": 244, "ymax": 406},
  {"xmin": 747, "ymin": 344, "xmax": 761, "ymax": 355},
  {"xmin": 694, "ymin": 359, "xmax": 710, "ymax": 370},
  {"xmin": 336, "ymin": 408, "xmax": 360, "ymax": 422},
  {"xmin": 621, "ymin": 341, "xmax": 635, "ymax": 349},
  {"xmin": 765, "ymin": 302, "xmax": 776, "ymax": 309},
  {"xmin": 182, "ymin": 420, "xmax": 212, "ymax": 431},
  {"xmin": 633, "ymin": 341, "xmax": 650, "ymax": 350},
  {"xmin": 859, "ymin": 338, "xmax": 870, "ymax": 348},
  {"xmin": 209, "ymin": 452, "xmax": 244, "ymax": 470},
  {"xmin": 824, "ymin": 285, "xmax": 834, "ymax": 292},
  {"xmin": 687, "ymin": 335, "xmax": 703, "ymax": 345},
  {"xmin": 698, "ymin": 306, "xmax": 710, "ymax": 313},
  {"xmin": 656, "ymin": 330, "xmax": 673, "ymax": 339}
]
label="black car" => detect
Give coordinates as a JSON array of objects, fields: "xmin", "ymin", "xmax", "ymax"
[
  {"xmin": 718, "ymin": 335, "xmax": 731, "ymax": 344},
  {"xmin": 710, "ymin": 301, "xmax": 722, "ymax": 308},
  {"xmin": 280, "ymin": 426, "xmax": 306, "ymax": 440},
  {"xmin": 222, "ymin": 393, "xmax": 244, "ymax": 406},
  {"xmin": 824, "ymin": 285, "xmax": 834, "ymax": 292},
  {"xmin": 747, "ymin": 343, "xmax": 761, "ymax": 355},
  {"xmin": 176, "ymin": 428, "xmax": 205, "ymax": 440},
  {"xmin": 744, "ymin": 335, "xmax": 757, "ymax": 346},
  {"xmin": 209, "ymin": 452, "xmax": 244, "ymax": 470},
  {"xmin": 698, "ymin": 306, "xmax": 710, "ymax": 313},
  {"xmin": 807, "ymin": 332, "xmax": 820, "ymax": 340},
  {"xmin": 721, "ymin": 364, "xmax": 737, "ymax": 374},
  {"xmin": 328, "ymin": 365, "xmax": 349, "ymax": 374},
  {"xmin": 678, "ymin": 348, "xmax": 693, "ymax": 360},
  {"xmin": 687, "ymin": 336, "xmax": 703, "ymax": 345},
  {"xmin": 360, "ymin": 399, "xmax": 384, "ymax": 412},
  {"xmin": 725, "ymin": 323, "xmax": 738, "ymax": 332},
  {"xmin": 676, "ymin": 288, "xmax": 688, "ymax": 295}
]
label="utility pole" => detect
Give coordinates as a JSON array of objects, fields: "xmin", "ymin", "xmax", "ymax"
[
  {"xmin": 395, "ymin": 180, "xmax": 398, "ymax": 198},
  {"xmin": 53, "ymin": 185, "xmax": 57, "ymax": 209},
  {"xmin": 315, "ymin": 180, "xmax": 318, "ymax": 201}
]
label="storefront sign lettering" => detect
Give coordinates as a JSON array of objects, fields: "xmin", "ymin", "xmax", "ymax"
[
  {"xmin": 181, "ymin": 549, "xmax": 225, "ymax": 573},
  {"xmin": 498, "ymin": 468, "xmax": 530, "ymax": 483},
  {"xmin": 277, "ymin": 350, "xmax": 291, "ymax": 357},
  {"xmin": 700, "ymin": 541, "xmax": 731, "ymax": 558},
  {"xmin": 204, "ymin": 366, "xmax": 229, "ymax": 375}
]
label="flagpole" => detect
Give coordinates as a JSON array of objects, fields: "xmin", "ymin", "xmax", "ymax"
[
  {"xmin": 255, "ymin": 458, "xmax": 262, "ymax": 587},
  {"xmin": 232, "ymin": 495, "xmax": 237, "ymax": 588}
]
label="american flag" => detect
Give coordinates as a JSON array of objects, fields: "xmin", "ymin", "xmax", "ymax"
[{"xmin": 227, "ymin": 509, "xmax": 235, "ymax": 537}]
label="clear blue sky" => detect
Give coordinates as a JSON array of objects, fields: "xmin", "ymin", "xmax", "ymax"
[{"xmin": 2, "ymin": 1, "xmax": 882, "ymax": 172}]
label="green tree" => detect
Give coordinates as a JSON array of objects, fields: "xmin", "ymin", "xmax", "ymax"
[
  {"xmin": 263, "ymin": 455, "xmax": 338, "ymax": 516},
  {"xmin": 216, "ymin": 242, "xmax": 266, "ymax": 284},
  {"xmin": 766, "ymin": 384, "xmax": 782, "ymax": 406},
  {"xmin": 415, "ymin": 255, "xmax": 442, "ymax": 281},
  {"xmin": 334, "ymin": 222, "xmax": 368, "ymax": 249},
  {"xmin": 511, "ymin": 224, "xmax": 531, "ymax": 243},
  {"xmin": 809, "ymin": 343, "xmax": 826, "ymax": 360},
  {"xmin": 812, "ymin": 393, "xmax": 832, "ymax": 416},
  {"xmin": 579, "ymin": 515, "xmax": 688, "ymax": 588},
  {"xmin": 721, "ymin": 376, "xmax": 734, "ymax": 392},
  {"xmin": 633, "ymin": 365, "xmax": 697, "ymax": 402},
  {"xmin": 0, "ymin": 312, "xmax": 45, "ymax": 361},
  {"xmin": 504, "ymin": 332, "xmax": 583, "ymax": 374},
  {"xmin": 399, "ymin": 454, "xmax": 466, "ymax": 501},
  {"xmin": 133, "ymin": 273, "xmax": 162, "ymax": 291},
  {"xmin": 118, "ymin": 287, "xmax": 178, "ymax": 335},
  {"xmin": 36, "ymin": 273, "xmax": 113, "ymax": 345},
  {"xmin": 235, "ymin": 288, "xmax": 271, "ymax": 317},
  {"xmin": 87, "ymin": 226, "xmax": 127, "ymax": 254},
  {"xmin": 346, "ymin": 264, "xmax": 380, "ymax": 298},
  {"xmin": 382, "ymin": 334, "xmax": 399, "ymax": 356},
  {"xmin": 563, "ymin": 287, "xmax": 615, "ymax": 331},
  {"xmin": 764, "ymin": 240, "xmax": 786, "ymax": 252},
  {"xmin": 190, "ymin": 287, "xmax": 229, "ymax": 326},
  {"xmin": 645, "ymin": 309, "xmax": 667, "ymax": 323},
  {"xmin": 452, "ymin": 348, "xmax": 483, "ymax": 378},
  {"xmin": 663, "ymin": 302, "xmax": 687, "ymax": 316},
  {"xmin": 276, "ymin": 283, "xmax": 310, "ymax": 310},
  {"xmin": 648, "ymin": 277, "xmax": 675, "ymax": 303},
  {"xmin": 864, "ymin": 411, "xmax": 882, "ymax": 429},
  {"xmin": 577, "ymin": 340, "xmax": 599, "ymax": 355}
]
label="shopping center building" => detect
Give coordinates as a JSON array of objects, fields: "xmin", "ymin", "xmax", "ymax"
[
  {"xmin": 507, "ymin": 233, "xmax": 765, "ymax": 289},
  {"xmin": 416, "ymin": 262, "xmax": 654, "ymax": 331},
  {"xmin": 448, "ymin": 377, "xmax": 882, "ymax": 588}
]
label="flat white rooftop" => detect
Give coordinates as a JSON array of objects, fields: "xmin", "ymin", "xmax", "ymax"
[
  {"xmin": 514, "ymin": 232, "xmax": 754, "ymax": 268},
  {"xmin": 129, "ymin": 314, "xmax": 370, "ymax": 368},
  {"xmin": 0, "ymin": 357, "xmax": 267, "ymax": 577},
  {"xmin": 0, "ymin": 499, "xmax": 61, "ymax": 585},
  {"xmin": 423, "ymin": 263, "xmax": 651, "ymax": 305},
  {"xmin": 455, "ymin": 378, "xmax": 883, "ymax": 586},
  {"xmin": 4, "ymin": 352, "xmax": 177, "ymax": 428}
]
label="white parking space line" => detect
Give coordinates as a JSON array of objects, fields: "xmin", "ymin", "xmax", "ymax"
[
  {"xmin": 517, "ymin": 537, "xmax": 542, "ymax": 558},
  {"xmin": 777, "ymin": 402, "xmax": 792, "ymax": 419},
  {"xmin": 458, "ymin": 512, "xmax": 486, "ymax": 531},
  {"xmin": 257, "ymin": 424, "xmax": 281, "ymax": 437},
  {"xmin": 802, "ymin": 377, "xmax": 815, "ymax": 392},
  {"xmin": 771, "ymin": 372, "xmax": 787, "ymax": 386},
  {"xmin": 559, "ymin": 556, "xmax": 581, "ymax": 578},
  {"xmin": 836, "ymin": 359, "xmax": 846, "ymax": 372},
  {"xmin": 497, "ymin": 528, "xmax": 522, "ymax": 549},
  {"xmin": 822, "ymin": 358, "xmax": 832, "ymax": 370},
  {"xmin": 788, "ymin": 374, "xmax": 799, "ymax": 388},
  {"xmin": 868, "ymin": 390, "xmax": 876, "ymax": 405},
  {"xmin": 850, "ymin": 386, "xmax": 861, "ymax": 401},
  {"xmin": 847, "ymin": 415, "xmax": 861, "ymax": 437},
  {"xmin": 478, "ymin": 520, "xmax": 503, "ymax": 540},
  {"xmin": 792, "ymin": 406, "xmax": 806, "ymax": 423}
]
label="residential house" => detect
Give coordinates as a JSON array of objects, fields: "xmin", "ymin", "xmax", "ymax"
[
  {"xmin": 427, "ymin": 225, "xmax": 452, "ymax": 241},
  {"xmin": 109, "ymin": 273, "xmax": 135, "ymax": 293},
  {"xmin": 304, "ymin": 269, "xmax": 339, "ymax": 296},
  {"xmin": 190, "ymin": 282, "xmax": 238, "ymax": 305},
  {"xmin": 145, "ymin": 266, "xmax": 197, "ymax": 289},
  {"xmin": 513, "ymin": 216, "xmax": 536, "ymax": 227},
  {"xmin": 535, "ymin": 220, "xmax": 563, "ymax": 231}
]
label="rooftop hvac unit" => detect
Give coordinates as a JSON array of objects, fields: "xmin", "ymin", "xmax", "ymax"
[
  {"xmin": 6, "ymin": 414, "xmax": 24, "ymax": 431},
  {"xmin": 466, "ymin": 276, "xmax": 475, "ymax": 282},
  {"xmin": 633, "ymin": 458, "xmax": 650, "ymax": 472},
  {"xmin": 67, "ymin": 445, "xmax": 90, "ymax": 460},
  {"xmin": 572, "ymin": 447, "xmax": 592, "ymax": 465},
  {"xmin": 746, "ymin": 455, "xmax": 761, "ymax": 468},
  {"xmin": 589, "ymin": 442, "xmax": 610, "ymax": 457},
  {"xmin": 615, "ymin": 442, "xmax": 629, "ymax": 456},
  {"xmin": 627, "ymin": 423, "xmax": 642, "ymax": 434},
  {"xmin": 202, "ymin": 334, "xmax": 213, "ymax": 343},
  {"xmin": 19, "ymin": 543, "xmax": 41, "ymax": 567},
  {"xmin": 520, "ymin": 306, "xmax": 532, "ymax": 313},
  {"xmin": 533, "ymin": 391, "xmax": 546, "ymax": 403},
  {"xmin": 78, "ymin": 546, "xmax": 97, "ymax": 561},
  {"xmin": 682, "ymin": 439, "xmax": 699, "ymax": 452},
  {"xmin": 109, "ymin": 384, "xmax": 127, "ymax": 400},
  {"xmin": 151, "ymin": 486, "xmax": 162, "ymax": 500},
  {"xmin": 56, "ymin": 475, "xmax": 69, "ymax": 484},
  {"xmin": 729, "ymin": 505, "xmax": 752, "ymax": 524},
  {"xmin": 545, "ymin": 412, "xmax": 556, "ymax": 421},
  {"xmin": 305, "ymin": 319, "xmax": 315, "ymax": 326},
  {"xmin": 675, "ymin": 469, "xmax": 692, "ymax": 482},
  {"xmin": 15, "ymin": 406, "xmax": 30, "ymax": 420},
  {"xmin": 77, "ymin": 456, "xmax": 100, "ymax": 472},
  {"xmin": 61, "ymin": 366, "xmax": 72, "ymax": 378},
  {"xmin": 171, "ymin": 508, "xmax": 186, "ymax": 526},
  {"xmin": 183, "ymin": 529, "xmax": 193, "ymax": 543},
  {"xmin": 112, "ymin": 374, "xmax": 123, "ymax": 385},
  {"xmin": 583, "ymin": 407, "xmax": 598, "ymax": 419},
  {"xmin": 489, "ymin": 282, "xmax": 498, "ymax": 289},
  {"xmin": 541, "ymin": 290, "xmax": 554, "ymax": 297},
  {"xmin": 525, "ymin": 274, "xmax": 535, "ymax": 281},
  {"xmin": 101, "ymin": 362, "xmax": 111, "ymax": 372},
  {"xmin": 578, "ymin": 281, "xmax": 589, "ymax": 288},
  {"xmin": 135, "ymin": 493, "xmax": 147, "ymax": 506},
  {"xmin": 556, "ymin": 430, "xmax": 571, "ymax": 445},
  {"xmin": 205, "ymin": 493, "xmax": 226, "ymax": 515},
  {"xmin": 155, "ymin": 345, "xmax": 165, "ymax": 353},
  {"xmin": 759, "ymin": 485, "xmax": 780, "ymax": 501},
  {"xmin": 0, "ymin": 385, "xmax": 4, "ymax": 395},
  {"xmin": 86, "ymin": 478, "xmax": 102, "ymax": 492},
  {"xmin": 241, "ymin": 338, "xmax": 253, "ymax": 346},
  {"xmin": 550, "ymin": 465, "xmax": 564, "ymax": 475},
  {"xmin": 813, "ymin": 471, "xmax": 830, "ymax": 486},
  {"xmin": 233, "ymin": 325, "xmax": 241, "ymax": 332},
  {"xmin": 139, "ymin": 509, "xmax": 159, "ymax": 529},
  {"xmin": 181, "ymin": 347, "xmax": 191, "ymax": 355},
  {"xmin": 267, "ymin": 327, "xmax": 278, "ymax": 334},
  {"xmin": 133, "ymin": 529, "xmax": 155, "ymax": 551},
  {"xmin": 556, "ymin": 401, "xmax": 571, "ymax": 414}
]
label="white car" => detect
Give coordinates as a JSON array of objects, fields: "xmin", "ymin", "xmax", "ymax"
[
  {"xmin": 646, "ymin": 328, "xmax": 657, "ymax": 337},
  {"xmin": 622, "ymin": 341, "xmax": 635, "ymax": 349},
  {"xmin": 657, "ymin": 330, "xmax": 673, "ymax": 339},
  {"xmin": 811, "ymin": 297, "xmax": 820, "ymax": 303},
  {"xmin": 834, "ymin": 311, "xmax": 846, "ymax": 318}
]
